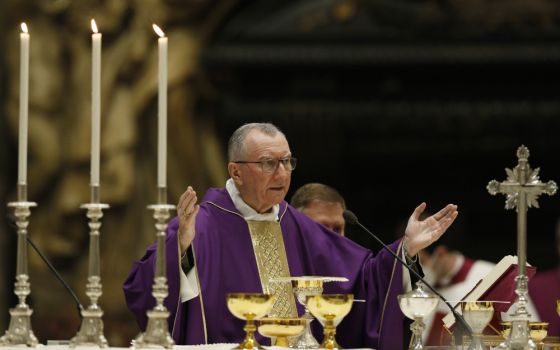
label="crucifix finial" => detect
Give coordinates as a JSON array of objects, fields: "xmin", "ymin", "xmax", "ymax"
[{"xmin": 487, "ymin": 145, "xmax": 557, "ymax": 210}]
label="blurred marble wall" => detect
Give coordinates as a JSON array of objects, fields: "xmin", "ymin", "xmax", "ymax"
[{"xmin": 1, "ymin": 0, "xmax": 229, "ymax": 345}]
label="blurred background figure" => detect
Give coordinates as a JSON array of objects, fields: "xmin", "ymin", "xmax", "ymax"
[
  {"xmin": 529, "ymin": 218, "xmax": 560, "ymax": 336},
  {"xmin": 290, "ymin": 183, "xmax": 346, "ymax": 236}
]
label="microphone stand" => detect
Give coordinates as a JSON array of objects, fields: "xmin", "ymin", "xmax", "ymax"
[
  {"xmin": 344, "ymin": 210, "xmax": 472, "ymax": 347},
  {"xmin": 26, "ymin": 236, "xmax": 84, "ymax": 318}
]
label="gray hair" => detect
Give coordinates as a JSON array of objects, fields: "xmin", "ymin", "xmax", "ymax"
[{"xmin": 227, "ymin": 123, "xmax": 284, "ymax": 161}]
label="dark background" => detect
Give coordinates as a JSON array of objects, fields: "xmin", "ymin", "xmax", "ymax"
[{"xmin": 203, "ymin": 0, "xmax": 560, "ymax": 267}]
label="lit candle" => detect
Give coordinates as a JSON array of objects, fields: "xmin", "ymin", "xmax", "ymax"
[
  {"xmin": 153, "ymin": 24, "xmax": 167, "ymax": 188},
  {"xmin": 18, "ymin": 23, "xmax": 29, "ymax": 186},
  {"xmin": 91, "ymin": 19, "xmax": 101, "ymax": 186}
]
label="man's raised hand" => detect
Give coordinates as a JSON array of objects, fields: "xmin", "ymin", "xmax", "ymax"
[
  {"xmin": 404, "ymin": 203, "xmax": 458, "ymax": 257},
  {"xmin": 177, "ymin": 186, "xmax": 200, "ymax": 254}
]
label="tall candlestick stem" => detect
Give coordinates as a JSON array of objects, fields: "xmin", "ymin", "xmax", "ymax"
[
  {"xmin": 133, "ymin": 195, "xmax": 175, "ymax": 348},
  {"xmin": 70, "ymin": 185, "xmax": 109, "ymax": 347}
]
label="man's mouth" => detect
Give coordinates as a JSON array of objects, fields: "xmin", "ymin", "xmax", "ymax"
[{"xmin": 269, "ymin": 186, "xmax": 284, "ymax": 192}]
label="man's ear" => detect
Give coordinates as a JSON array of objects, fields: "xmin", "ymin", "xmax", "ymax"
[{"xmin": 228, "ymin": 162, "xmax": 242, "ymax": 183}]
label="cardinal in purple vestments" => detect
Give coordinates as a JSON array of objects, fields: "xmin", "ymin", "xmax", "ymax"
[{"xmin": 123, "ymin": 123, "xmax": 459, "ymax": 350}]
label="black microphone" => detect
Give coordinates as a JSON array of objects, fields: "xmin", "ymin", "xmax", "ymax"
[
  {"xmin": 6, "ymin": 213, "xmax": 84, "ymax": 318},
  {"xmin": 343, "ymin": 209, "xmax": 472, "ymax": 345}
]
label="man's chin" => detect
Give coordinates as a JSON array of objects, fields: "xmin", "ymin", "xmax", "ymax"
[{"xmin": 265, "ymin": 194, "xmax": 287, "ymax": 206}]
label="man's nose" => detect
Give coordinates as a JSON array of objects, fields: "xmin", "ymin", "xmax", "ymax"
[
  {"xmin": 277, "ymin": 161, "xmax": 289, "ymax": 172},
  {"xmin": 273, "ymin": 161, "xmax": 290, "ymax": 177}
]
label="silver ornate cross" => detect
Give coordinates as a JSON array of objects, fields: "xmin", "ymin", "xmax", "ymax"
[{"xmin": 487, "ymin": 145, "xmax": 557, "ymax": 349}]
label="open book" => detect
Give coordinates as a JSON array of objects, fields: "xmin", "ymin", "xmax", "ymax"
[{"xmin": 442, "ymin": 255, "xmax": 536, "ymax": 329}]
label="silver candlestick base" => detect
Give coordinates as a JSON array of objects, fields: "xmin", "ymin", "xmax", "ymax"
[
  {"xmin": 497, "ymin": 276, "xmax": 536, "ymax": 350},
  {"xmin": 0, "ymin": 199, "xmax": 38, "ymax": 347},
  {"xmin": 133, "ymin": 200, "xmax": 176, "ymax": 349},
  {"xmin": 70, "ymin": 197, "xmax": 110, "ymax": 348}
]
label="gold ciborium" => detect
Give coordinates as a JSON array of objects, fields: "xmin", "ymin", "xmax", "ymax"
[
  {"xmin": 306, "ymin": 294, "xmax": 353, "ymax": 349},
  {"xmin": 528, "ymin": 322, "xmax": 548, "ymax": 350},
  {"xmin": 258, "ymin": 317, "xmax": 306, "ymax": 347},
  {"xmin": 227, "ymin": 293, "xmax": 276, "ymax": 350},
  {"xmin": 461, "ymin": 301, "xmax": 494, "ymax": 350}
]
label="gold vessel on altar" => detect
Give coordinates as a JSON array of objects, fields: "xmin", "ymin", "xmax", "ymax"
[
  {"xmin": 257, "ymin": 317, "xmax": 306, "ymax": 347},
  {"xmin": 227, "ymin": 293, "xmax": 276, "ymax": 350},
  {"xmin": 306, "ymin": 294, "xmax": 353, "ymax": 349},
  {"xmin": 529, "ymin": 322, "xmax": 548, "ymax": 350}
]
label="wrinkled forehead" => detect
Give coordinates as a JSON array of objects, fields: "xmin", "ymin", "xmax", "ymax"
[{"xmin": 243, "ymin": 130, "xmax": 291, "ymax": 158}]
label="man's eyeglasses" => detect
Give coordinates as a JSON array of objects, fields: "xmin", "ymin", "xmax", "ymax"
[{"xmin": 233, "ymin": 157, "xmax": 297, "ymax": 173}]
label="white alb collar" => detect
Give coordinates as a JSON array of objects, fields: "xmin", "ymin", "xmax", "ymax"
[{"xmin": 225, "ymin": 178, "xmax": 279, "ymax": 221}]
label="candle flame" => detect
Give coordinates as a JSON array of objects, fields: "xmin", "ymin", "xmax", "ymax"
[
  {"xmin": 21, "ymin": 23, "xmax": 28, "ymax": 33},
  {"xmin": 152, "ymin": 24, "xmax": 165, "ymax": 38},
  {"xmin": 91, "ymin": 19, "xmax": 98, "ymax": 33}
]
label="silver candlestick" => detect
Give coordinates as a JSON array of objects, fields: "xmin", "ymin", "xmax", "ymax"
[
  {"xmin": 133, "ymin": 187, "xmax": 175, "ymax": 349},
  {"xmin": 487, "ymin": 145, "xmax": 557, "ymax": 350},
  {"xmin": 0, "ymin": 183, "xmax": 38, "ymax": 347},
  {"xmin": 70, "ymin": 185, "xmax": 109, "ymax": 347}
]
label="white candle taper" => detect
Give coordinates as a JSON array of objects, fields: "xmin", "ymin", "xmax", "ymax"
[
  {"xmin": 18, "ymin": 23, "xmax": 29, "ymax": 186},
  {"xmin": 91, "ymin": 19, "xmax": 101, "ymax": 187},
  {"xmin": 153, "ymin": 24, "xmax": 167, "ymax": 188}
]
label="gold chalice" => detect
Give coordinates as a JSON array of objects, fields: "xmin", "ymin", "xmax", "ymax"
[
  {"xmin": 557, "ymin": 299, "xmax": 560, "ymax": 317},
  {"xmin": 227, "ymin": 293, "xmax": 276, "ymax": 350},
  {"xmin": 529, "ymin": 322, "xmax": 548, "ymax": 350},
  {"xmin": 257, "ymin": 317, "xmax": 306, "ymax": 347},
  {"xmin": 461, "ymin": 301, "xmax": 494, "ymax": 350},
  {"xmin": 306, "ymin": 294, "xmax": 353, "ymax": 349}
]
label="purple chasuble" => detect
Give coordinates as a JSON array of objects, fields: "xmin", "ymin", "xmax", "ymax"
[
  {"xmin": 123, "ymin": 188, "xmax": 406, "ymax": 349},
  {"xmin": 529, "ymin": 267, "xmax": 560, "ymax": 336}
]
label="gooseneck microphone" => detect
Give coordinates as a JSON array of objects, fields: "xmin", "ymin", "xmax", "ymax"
[
  {"xmin": 6, "ymin": 213, "xmax": 84, "ymax": 318},
  {"xmin": 343, "ymin": 209, "xmax": 472, "ymax": 345}
]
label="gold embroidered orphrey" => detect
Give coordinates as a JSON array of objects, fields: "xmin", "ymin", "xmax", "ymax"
[{"xmin": 247, "ymin": 220, "xmax": 298, "ymax": 318}]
